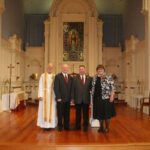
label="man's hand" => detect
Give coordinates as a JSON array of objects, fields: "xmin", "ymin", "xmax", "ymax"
[
  {"xmin": 70, "ymin": 99, "xmax": 74, "ymax": 105},
  {"xmin": 57, "ymin": 99, "xmax": 62, "ymax": 102},
  {"xmin": 110, "ymin": 95, "xmax": 114, "ymax": 102},
  {"xmin": 38, "ymin": 97, "xmax": 42, "ymax": 101}
]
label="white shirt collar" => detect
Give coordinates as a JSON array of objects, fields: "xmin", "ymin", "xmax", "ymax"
[
  {"xmin": 80, "ymin": 74, "xmax": 85, "ymax": 78},
  {"xmin": 62, "ymin": 72, "xmax": 68, "ymax": 77}
]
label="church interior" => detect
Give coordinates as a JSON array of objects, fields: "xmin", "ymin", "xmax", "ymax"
[{"xmin": 0, "ymin": 0, "xmax": 150, "ymax": 149}]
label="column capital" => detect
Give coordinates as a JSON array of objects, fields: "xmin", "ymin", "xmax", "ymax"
[
  {"xmin": 44, "ymin": 19, "xmax": 50, "ymax": 26},
  {"xmin": 0, "ymin": 0, "xmax": 5, "ymax": 14}
]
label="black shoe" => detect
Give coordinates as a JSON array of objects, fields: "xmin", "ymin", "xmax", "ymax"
[
  {"xmin": 104, "ymin": 128, "xmax": 109, "ymax": 133},
  {"xmin": 43, "ymin": 128, "xmax": 51, "ymax": 131},
  {"xmin": 74, "ymin": 126, "xmax": 81, "ymax": 130},
  {"xmin": 57, "ymin": 127, "xmax": 63, "ymax": 132},
  {"xmin": 83, "ymin": 127, "xmax": 88, "ymax": 132},
  {"xmin": 97, "ymin": 127, "xmax": 104, "ymax": 133},
  {"xmin": 64, "ymin": 127, "xmax": 70, "ymax": 131}
]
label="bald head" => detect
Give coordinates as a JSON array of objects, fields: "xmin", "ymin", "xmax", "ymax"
[
  {"xmin": 47, "ymin": 63, "xmax": 53, "ymax": 73},
  {"xmin": 62, "ymin": 64, "xmax": 69, "ymax": 74}
]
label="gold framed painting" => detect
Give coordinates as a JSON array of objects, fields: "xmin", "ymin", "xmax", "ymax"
[{"xmin": 63, "ymin": 22, "xmax": 84, "ymax": 61}]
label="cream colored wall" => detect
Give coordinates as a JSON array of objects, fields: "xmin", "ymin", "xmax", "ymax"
[
  {"xmin": 0, "ymin": 44, "xmax": 44, "ymax": 112},
  {"xmin": 24, "ymin": 47, "xmax": 44, "ymax": 101},
  {"xmin": 0, "ymin": 35, "xmax": 25, "ymax": 112},
  {"xmin": 122, "ymin": 35, "xmax": 148, "ymax": 113},
  {"xmin": 0, "ymin": 1, "xmax": 26, "ymax": 112},
  {"xmin": 25, "ymin": 47, "xmax": 44, "ymax": 81},
  {"xmin": 102, "ymin": 36, "xmax": 149, "ymax": 114},
  {"xmin": 103, "ymin": 47, "xmax": 123, "ymax": 81}
]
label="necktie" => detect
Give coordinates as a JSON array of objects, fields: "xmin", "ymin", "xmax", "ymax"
[
  {"xmin": 64, "ymin": 74, "xmax": 68, "ymax": 83},
  {"xmin": 81, "ymin": 75, "xmax": 84, "ymax": 84}
]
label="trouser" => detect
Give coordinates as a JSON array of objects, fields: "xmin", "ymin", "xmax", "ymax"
[
  {"xmin": 57, "ymin": 101, "xmax": 70, "ymax": 129},
  {"xmin": 75, "ymin": 103, "xmax": 89, "ymax": 128}
]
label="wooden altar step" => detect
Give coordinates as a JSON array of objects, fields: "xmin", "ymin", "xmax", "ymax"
[
  {"xmin": 11, "ymin": 100, "xmax": 26, "ymax": 112},
  {"xmin": 114, "ymin": 99, "xmax": 127, "ymax": 106},
  {"xmin": 26, "ymin": 98, "xmax": 39, "ymax": 106}
]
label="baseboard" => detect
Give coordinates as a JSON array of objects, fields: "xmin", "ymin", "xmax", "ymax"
[{"xmin": 0, "ymin": 143, "xmax": 150, "ymax": 150}]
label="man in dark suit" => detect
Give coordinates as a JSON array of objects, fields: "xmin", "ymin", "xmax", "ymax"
[
  {"xmin": 72, "ymin": 65, "xmax": 92, "ymax": 131},
  {"xmin": 54, "ymin": 64, "xmax": 72, "ymax": 131}
]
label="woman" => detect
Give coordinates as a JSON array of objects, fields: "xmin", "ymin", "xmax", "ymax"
[{"xmin": 91, "ymin": 64, "xmax": 116, "ymax": 133}]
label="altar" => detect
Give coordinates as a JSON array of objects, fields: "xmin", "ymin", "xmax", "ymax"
[{"xmin": 2, "ymin": 91, "xmax": 28, "ymax": 111}]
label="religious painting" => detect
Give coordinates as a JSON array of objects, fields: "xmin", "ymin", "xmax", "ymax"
[{"xmin": 63, "ymin": 22, "xmax": 84, "ymax": 61}]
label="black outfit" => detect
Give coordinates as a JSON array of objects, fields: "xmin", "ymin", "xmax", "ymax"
[
  {"xmin": 72, "ymin": 74, "xmax": 92, "ymax": 130},
  {"xmin": 54, "ymin": 73, "xmax": 72, "ymax": 130},
  {"xmin": 93, "ymin": 77, "xmax": 116, "ymax": 120}
]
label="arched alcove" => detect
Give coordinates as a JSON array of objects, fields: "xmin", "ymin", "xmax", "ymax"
[{"xmin": 44, "ymin": 0, "xmax": 102, "ymax": 75}]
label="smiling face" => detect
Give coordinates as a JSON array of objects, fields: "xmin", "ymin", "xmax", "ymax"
[
  {"xmin": 62, "ymin": 64, "xmax": 69, "ymax": 74},
  {"xmin": 97, "ymin": 68, "xmax": 105, "ymax": 76},
  {"xmin": 47, "ymin": 63, "xmax": 53, "ymax": 73},
  {"xmin": 79, "ymin": 66, "xmax": 86, "ymax": 75}
]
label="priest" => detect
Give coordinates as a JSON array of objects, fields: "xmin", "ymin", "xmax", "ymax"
[{"xmin": 37, "ymin": 63, "xmax": 57, "ymax": 130}]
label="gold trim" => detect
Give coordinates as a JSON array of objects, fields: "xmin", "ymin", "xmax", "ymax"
[
  {"xmin": 42, "ymin": 73, "xmax": 54, "ymax": 123},
  {"xmin": 49, "ymin": 75, "xmax": 55, "ymax": 123},
  {"xmin": 43, "ymin": 72, "xmax": 47, "ymax": 122}
]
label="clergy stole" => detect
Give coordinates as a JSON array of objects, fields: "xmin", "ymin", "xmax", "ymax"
[{"xmin": 42, "ymin": 73, "xmax": 54, "ymax": 123}]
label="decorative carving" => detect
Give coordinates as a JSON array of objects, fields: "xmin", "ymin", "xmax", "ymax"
[
  {"xmin": 0, "ymin": 0, "xmax": 5, "ymax": 14},
  {"xmin": 50, "ymin": 0, "xmax": 97, "ymax": 17},
  {"xmin": 44, "ymin": 20, "xmax": 50, "ymax": 37},
  {"xmin": 8, "ymin": 34, "xmax": 22, "ymax": 51},
  {"xmin": 142, "ymin": 0, "xmax": 148, "ymax": 12},
  {"xmin": 46, "ymin": 0, "xmax": 102, "ymax": 75},
  {"xmin": 130, "ymin": 35, "xmax": 139, "ymax": 51}
]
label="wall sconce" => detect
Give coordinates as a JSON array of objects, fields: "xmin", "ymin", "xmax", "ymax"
[
  {"xmin": 16, "ymin": 62, "xmax": 20, "ymax": 81},
  {"xmin": 117, "ymin": 65, "xmax": 120, "ymax": 68},
  {"xmin": 16, "ymin": 76, "xmax": 20, "ymax": 80}
]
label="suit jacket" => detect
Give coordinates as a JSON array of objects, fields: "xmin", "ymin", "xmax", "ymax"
[
  {"xmin": 72, "ymin": 74, "xmax": 92, "ymax": 104},
  {"xmin": 54, "ymin": 73, "xmax": 73, "ymax": 102}
]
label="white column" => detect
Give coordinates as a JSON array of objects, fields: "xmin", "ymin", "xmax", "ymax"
[
  {"xmin": 0, "ymin": 0, "xmax": 5, "ymax": 112},
  {"xmin": 140, "ymin": 0, "xmax": 149, "ymax": 91},
  {"xmin": 44, "ymin": 20, "xmax": 50, "ymax": 71},
  {"xmin": 142, "ymin": 0, "xmax": 148, "ymax": 12},
  {"xmin": 88, "ymin": 17, "xmax": 98, "ymax": 76},
  {"xmin": 49, "ymin": 17, "xmax": 57, "ymax": 73},
  {"xmin": 0, "ymin": 0, "xmax": 4, "ymax": 38},
  {"xmin": 97, "ymin": 20, "xmax": 103, "ymax": 64},
  {"xmin": 0, "ymin": 0, "xmax": 5, "ymax": 80},
  {"xmin": 130, "ymin": 35, "xmax": 139, "ymax": 83},
  {"xmin": 146, "ymin": 1, "xmax": 150, "ymax": 91}
]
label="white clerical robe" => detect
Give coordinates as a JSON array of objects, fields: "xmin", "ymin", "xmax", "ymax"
[{"xmin": 37, "ymin": 73, "xmax": 57, "ymax": 128}]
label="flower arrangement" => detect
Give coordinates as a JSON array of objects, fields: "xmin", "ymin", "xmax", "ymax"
[{"xmin": 29, "ymin": 73, "xmax": 38, "ymax": 80}]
